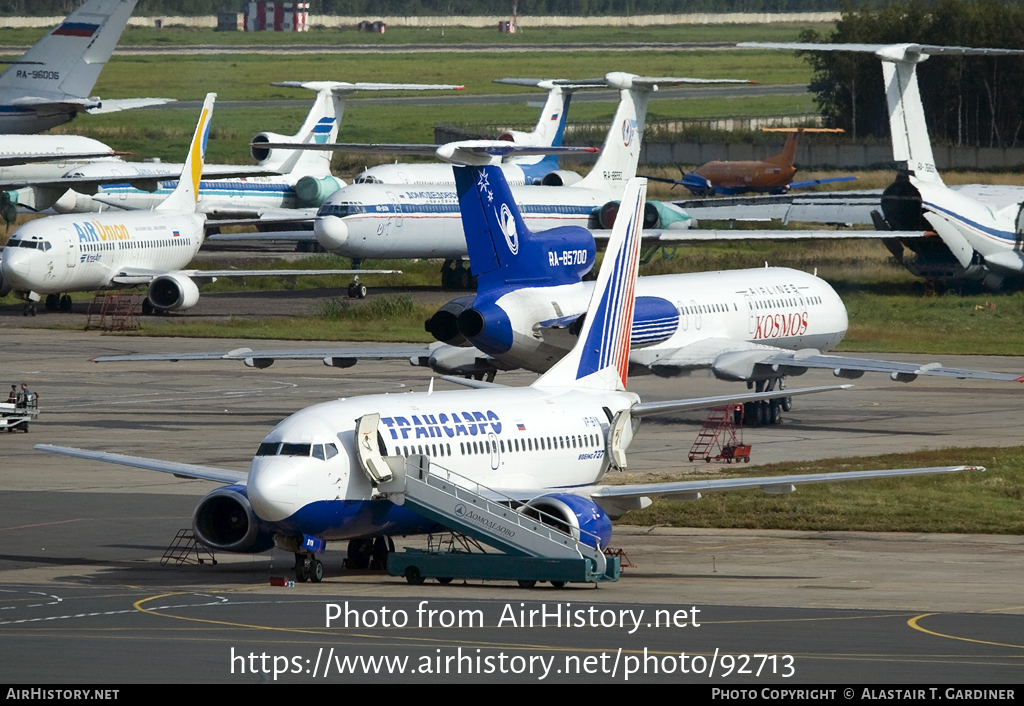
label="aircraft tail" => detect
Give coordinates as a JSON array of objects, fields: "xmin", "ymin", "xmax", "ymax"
[
  {"xmin": 765, "ymin": 129, "xmax": 802, "ymax": 168},
  {"xmin": 271, "ymin": 83, "xmax": 342, "ymax": 177},
  {"xmin": 453, "ymin": 163, "xmax": 594, "ymax": 290},
  {"xmin": 575, "ymin": 81, "xmax": 649, "ymax": 193},
  {"xmin": 0, "ymin": 0, "xmax": 136, "ymax": 100},
  {"xmin": 157, "ymin": 93, "xmax": 216, "ymax": 213},
  {"xmin": 878, "ymin": 54, "xmax": 943, "ymax": 184},
  {"xmin": 533, "ymin": 178, "xmax": 647, "ymax": 391}
]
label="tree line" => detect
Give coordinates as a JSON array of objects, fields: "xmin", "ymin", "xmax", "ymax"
[{"xmin": 800, "ymin": 0, "xmax": 1024, "ymax": 148}]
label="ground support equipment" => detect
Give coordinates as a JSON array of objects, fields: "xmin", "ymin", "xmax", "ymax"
[{"xmin": 688, "ymin": 404, "xmax": 751, "ymax": 463}]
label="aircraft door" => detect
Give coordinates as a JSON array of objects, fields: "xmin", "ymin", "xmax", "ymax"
[
  {"xmin": 355, "ymin": 413, "xmax": 393, "ymax": 484},
  {"xmin": 60, "ymin": 228, "xmax": 75, "ymax": 268},
  {"xmin": 744, "ymin": 294, "xmax": 755, "ymax": 334},
  {"xmin": 677, "ymin": 301, "xmax": 688, "ymax": 331},
  {"xmin": 387, "ymin": 191, "xmax": 403, "ymax": 228},
  {"xmin": 606, "ymin": 409, "xmax": 636, "ymax": 471},
  {"xmin": 1015, "ymin": 203, "xmax": 1024, "ymax": 251},
  {"xmin": 690, "ymin": 299, "xmax": 702, "ymax": 330},
  {"xmin": 488, "ymin": 432, "xmax": 500, "ymax": 470}
]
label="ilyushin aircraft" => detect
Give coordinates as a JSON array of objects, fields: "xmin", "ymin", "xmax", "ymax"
[
  {"xmin": 0, "ymin": 0, "xmax": 171, "ymax": 134},
  {"xmin": 0, "ymin": 94, "xmax": 392, "ymax": 314},
  {"xmin": 50, "ymin": 80, "xmax": 464, "ymax": 217},
  {"xmin": 683, "ymin": 43, "xmax": 1024, "ymax": 290},
  {"xmin": 645, "ymin": 128, "xmax": 855, "ymax": 197},
  {"xmin": 36, "ymin": 177, "xmax": 983, "ymax": 582}
]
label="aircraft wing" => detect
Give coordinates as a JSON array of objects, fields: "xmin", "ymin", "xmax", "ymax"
[
  {"xmin": 109, "ymin": 266, "xmax": 399, "ymax": 287},
  {"xmin": 586, "ymin": 465, "xmax": 983, "ymax": 508},
  {"xmin": 204, "ymin": 230, "xmax": 318, "ymax": 242},
  {"xmin": 639, "ymin": 229, "xmax": 925, "ymax": 242},
  {"xmin": 33, "ymin": 445, "xmax": 247, "ymax": 485},
  {"xmin": 630, "ymin": 384, "xmax": 851, "ymax": 418},
  {"xmin": 1, "ymin": 167, "xmax": 284, "ymax": 194},
  {"xmin": 92, "ymin": 344, "xmax": 433, "ymax": 369},
  {"xmin": 673, "ymin": 191, "xmax": 883, "ymax": 226},
  {"xmin": 750, "ymin": 350, "xmax": 1024, "ymax": 383},
  {"xmin": 0, "ymin": 151, "xmax": 125, "ymax": 168}
]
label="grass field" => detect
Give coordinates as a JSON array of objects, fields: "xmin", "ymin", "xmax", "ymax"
[{"xmin": 615, "ymin": 445, "xmax": 1024, "ymax": 534}]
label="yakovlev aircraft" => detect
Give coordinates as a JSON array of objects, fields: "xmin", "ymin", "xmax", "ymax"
[
  {"xmin": 36, "ymin": 177, "xmax": 983, "ymax": 582},
  {"xmin": 645, "ymin": 128, "xmax": 855, "ymax": 197},
  {"xmin": 682, "ymin": 43, "xmax": 1024, "ymax": 291},
  {"xmin": 50, "ymin": 80, "xmax": 464, "ymax": 217},
  {"xmin": 0, "ymin": 94, "xmax": 392, "ymax": 314},
  {"xmin": 0, "ymin": 0, "xmax": 172, "ymax": 134}
]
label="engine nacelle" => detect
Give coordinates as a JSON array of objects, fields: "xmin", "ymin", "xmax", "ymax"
[
  {"xmin": 0, "ymin": 258, "xmax": 11, "ymax": 297},
  {"xmin": 458, "ymin": 299, "xmax": 513, "ymax": 355},
  {"xmin": 497, "ymin": 129, "xmax": 529, "ymax": 144},
  {"xmin": 193, "ymin": 485, "xmax": 275, "ymax": 553},
  {"xmin": 540, "ymin": 170, "xmax": 583, "ymax": 187},
  {"xmin": 519, "ymin": 494, "xmax": 613, "ymax": 550},
  {"xmin": 424, "ymin": 295, "xmax": 475, "ymax": 346},
  {"xmin": 147, "ymin": 273, "xmax": 200, "ymax": 311},
  {"xmin": 594, "ymin": 200, "xmax": 690, "ymax": 230},
  {"xmin": 250, "ymin": 131, "xmax": 292, "ymax": 169},
  {"xmin": 295, "ymin": 175, "xmax": 343, "ymax": 207}
]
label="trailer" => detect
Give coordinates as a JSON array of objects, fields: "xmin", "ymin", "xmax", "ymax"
[{"xmin": 1, "ymin": 397, "xmax": 39, "ymax": 433}]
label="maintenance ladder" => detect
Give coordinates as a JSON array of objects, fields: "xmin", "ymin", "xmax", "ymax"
[
  {"xmin": 85, "ymin": 292, "xmax": 143, "ymax": 332},
  {"xmin": 377, "ymin": 455, "xmax": 617, "ymax": 585}
]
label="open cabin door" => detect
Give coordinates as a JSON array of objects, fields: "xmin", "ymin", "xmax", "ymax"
[
  {"xmin": 606, "ymin": 409, "xmax": 635, "ymax": 471},
  {"xmin": 355, "ymin": 413, "xmax": 393, "ymax": 484}
]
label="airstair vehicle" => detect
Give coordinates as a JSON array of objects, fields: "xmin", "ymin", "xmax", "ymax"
[
  {"xmin": 352, "ymin": 414, "xmax": 619, "ymax": 586},
  {"xmin": 1, "ymin": 397, "xmax": 38, "ymax": 433}
]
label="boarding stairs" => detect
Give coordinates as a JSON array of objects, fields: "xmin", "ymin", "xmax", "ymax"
[
  {"xmin": 85, "ymin": 292, "xmax": 143, "ymax": 332},
  {"xmin": 160, "ymin": 529, "xmax": 217, "ymax": 567},
  {"xmin": 376, "ymin": 454, "xmax": 614, "ymax": 584},
  {"xmin": 688, "ymin": 404, "xmax": 750, "ymax": 463}
]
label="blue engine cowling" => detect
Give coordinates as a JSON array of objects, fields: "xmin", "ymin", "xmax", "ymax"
[
  {"xmin": 520, "ymin": 494, "xmax": 613, "ymax": 550},
  {"xmin": 192, "ymin": 484, "xmax": 276, "ymax": 554}
]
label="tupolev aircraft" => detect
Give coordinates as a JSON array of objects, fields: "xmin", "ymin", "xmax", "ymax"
[
  {"xmin": 644, "ymin": 128, "xmax": 855, "ymax": 197},
  {"xmin": 272, "ymin": 73, "xmax": 743, "ymax": 287},
  {"xmin": 36, "ymin": 177, "xmax": 983, "ymax": 581},
  {"xmin": 0, "ymin": 0, "xmax": 172, "ymax": 134},
  {"xmin": 683, "ymin": 43, "xmax": 1024, "ymax": 291},
  {"xmin": 350, "ymin": 79, "xmax": 592, "ymax": 188},
  {"xmin": 0, "ymin": 94, "xmax": 393, "ymax": 314}
]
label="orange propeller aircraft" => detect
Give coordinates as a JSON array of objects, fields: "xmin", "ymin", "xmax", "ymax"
[{"xmin": 646, "ymin": 127, "xmax": 854, "ymax": 197}]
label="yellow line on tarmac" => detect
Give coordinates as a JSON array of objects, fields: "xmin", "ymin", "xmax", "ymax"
[
  {"xmin": 133, "ymin": 592, "xmax": 330, "ymax": 636},
  {"xmin": 907, "ymin": 613, "xmax": 1024, "ymax": 650}
]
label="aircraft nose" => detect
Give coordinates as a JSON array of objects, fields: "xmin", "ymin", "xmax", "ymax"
[
  {"xmin": 1, "ymin": 248, "xmax": 31, "ymax": 285},
  {"xmin": 314, "ymin": 215, "xmax": 348, "ymax": 250},
  {"xmin": 247, "ymin": 458, "xmax": 299, "ymax": 522}
]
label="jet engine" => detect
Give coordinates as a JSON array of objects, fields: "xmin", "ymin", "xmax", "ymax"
[
  {"xmin": 192, "ymin": 485, "xmax": 275, "ymax": 553},
  {"xmin": 295, "ymin": 175, "xmax": 343, "ymax": 208},
  {"xmin": 147, "ymin": 273, "xmax": 200, "ymax": 311},
  {"xmin": 250, "ymin": 132, "xmax": 295, "ymax": 170},
  {"xmin": 593, "ymin": 200, "xmax": 690, "ymax": 230},
  {"xmin": 424, "ymin": 295, "xmax": 476, "ymax": 346},
  {"xmin": 0, "ymin": 257, "xmax": 11, "ymax": 298},
  {"xmin": 540, "ymin": 170, "xmax": 583, "ymax": 187},
  {"xmin": 518, "ymin": 494, "xmax": 613, "ymax": 550}
]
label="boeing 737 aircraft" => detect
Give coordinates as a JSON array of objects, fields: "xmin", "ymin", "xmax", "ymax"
[
  {"xmin": 50, "ymin": 80, "xmax": 464, "ymax": 217},
  {"xmin": 0, "ymin": 94, "xmax": 391, "ymax": 314},
  {"xmin": 0, "ymin": 0, "xmax": 171, "ymax": 134},
  {"xmin": 36, "ymin": 177, "xmax": 982, "ymax": 582}
]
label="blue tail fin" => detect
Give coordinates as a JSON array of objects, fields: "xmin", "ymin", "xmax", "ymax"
[{"xmin": 453, "ymin": 164, "xmax": 594, "ymax": 293}]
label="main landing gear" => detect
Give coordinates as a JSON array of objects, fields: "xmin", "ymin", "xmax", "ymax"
[
  {"xmin": 345, "ymin": 536, "xmax": 394, "ymax": 570},
  {"xmin": 293, "ymin": 552, "xmax": 324, "ymax": 583},
  {"xmin": 346, "ymin": 259, "xmax": 368, "ymax": 299},
  {"xmin": 743, "ymin": 378, "xmax": 792, "ymax": 426},
  {"xmin": 44, "ymin": 294, "xmax": 73, "ymax": 313},
  {"xmin": 440, "ymin": 259, "xmax": 476, "ymax": 290}
]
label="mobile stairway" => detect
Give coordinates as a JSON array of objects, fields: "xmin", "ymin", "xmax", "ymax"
[{"xmin": 375, "ymin": 454, "xmax": 619, "ymax": 587}]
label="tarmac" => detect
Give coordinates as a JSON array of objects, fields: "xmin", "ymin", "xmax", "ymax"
[{"xmin": 0, "ymin": 325, "xmax": 1022, "ymax": 683}]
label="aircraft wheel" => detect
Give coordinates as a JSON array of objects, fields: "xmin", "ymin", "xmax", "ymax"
[
  {"xmin": 550, "ymin": 581, "xmax": 566, "ymax": 589},
  {"xmin": 458, "ymin": 270, "xmax": 470, "ymax": 290},
  {"xmin": 517, "ymin": 580, "xmax": 537, "ymax": 589},
  {"xmin": 770, "ymin": 400, "xmax": 782, "ymax": 425},
  {"xmin": 355, "ymin": 283, "xmax": 367, "ymax": 299},
  {"xmin": 436, "ymin": 577, "xmax": 453, "ymax": 585},
  {"xmin": 781, "ymin": 396, "xmax": 793, "ymax": 412},
  {"xmin": 754, "ymin": 402, "xmax": 765, "ymax": 425},
  {"xmin": 59, "ymin": 295, "xmax": 73, "ymax": 313},
  {"xmin": 310, "ymin": 560, "xmax": 324, "ymax": 583},
  {"xmin": 295, "ymin": 559, "xmax": 310, "ymax": 583},
  {"xmin": 405, "ymin": 566, "xmax": 424, "ymax": 585},
  {"xmin": 346, "ymin": 538, "xmax": 373, "ymax": 569},
  {"xmin": 346, "ymin": 283, "xmax": 356, "ymax": 299},
  {"xmin": 142, "ymin": 299, "xmax": 154, "ymax": 316},
  {"xmin": 45, "ymin": 294, "xmax": 59, "ymax": 311}
]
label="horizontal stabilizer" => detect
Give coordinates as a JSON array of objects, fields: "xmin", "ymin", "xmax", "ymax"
[
  {"xmin": 250, "ymin": 140, "xmax": 598, "ymax": 166},
  {"xmin": 86, "ymin": 98, "xmax": 176, "ymax": 114},
  {"xmin": 272, "ymin": 81, "xmax": 465, "ymax": 93},
  {"xmin": 738, "ymin": 42, "xmax": 1024, "ymax": 60}
]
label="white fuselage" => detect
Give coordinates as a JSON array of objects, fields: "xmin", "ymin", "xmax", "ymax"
[
  {"xmin": 313, "ymin": 182, "xmax": 671, "ymax": 260},
  {"xmin": 0, "ymin": 135, "xmax": 120, "ymax": 181},
  {"xmin": 246, "ymin": 385, "xmax": 636, "ymax": 536},
  {"xmin": 486, "ymin": 267, "xmax": 847, "ymax": 373},
  {"xmin": 1, "ymin": 211, "xmax": 204, "ymax": 295}
]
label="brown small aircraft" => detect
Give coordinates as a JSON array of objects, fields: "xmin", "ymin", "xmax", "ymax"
[{"xmin": 647, "ymin": 127, "xmax": 854, "ymax": 197}]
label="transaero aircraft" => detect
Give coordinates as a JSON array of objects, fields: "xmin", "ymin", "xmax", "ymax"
[
  {"xmin": 685, "ymin": 43, "xmax": 1024, "ymax": 291},
  {"xmin": 297, "ymin": 73, "xmax": 745, "ymax": 286},
  {"xmin": 351, "ymin": 79, "xmax": 596, "ymax": 188},
  {"xmin": 36, "ymin": 178, "xmax": 984, "ymax": 582},
  {"xmin": 0, "ymin": 0, "xmax": 172, "ymax": 134},
  {"xmin": 48, "ymin": 80, "xmax": 464, "ymax": 218},
  {"xmin": 0, "ymin": 94, "xmax": 391, "ymax": 314}
]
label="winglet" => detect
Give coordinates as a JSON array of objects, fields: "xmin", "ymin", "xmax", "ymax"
[
  {"xmin": 157, "ymin": 92, "xmax": 215, "ymax": 213},
  {"xmin": 533, "ymin": 178, "xmax": 647, "ymax": 391}
]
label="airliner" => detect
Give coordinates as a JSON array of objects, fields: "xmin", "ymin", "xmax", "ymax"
[
  {"xmin": 0, "ymin": 0, "xmax": 171, "ymax": 134},
  {"xmin": 350, "ymin": 79, "xmax": 593, "ymax": 188},
  {"xmin": 0, "ymin": 94, "xmax": 390, "ymax": 314},
  {"xmin": 291, "ymin": 73, "xmax": 745, "ymax": 286},
  {"xmin": 36, "ymin": 177, "xmax": 982, "ymax": 582},
  {"xmin": 50, "ymin": 80, "xmax": 464, "ymax": 217}
]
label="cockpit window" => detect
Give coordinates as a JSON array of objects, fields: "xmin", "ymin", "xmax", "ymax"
[
  {"xmin": 256, "ymin": 442, "xmax": 280, "ymax": 456},
  {"xmin": 325, "ymin": 443, "xmax": 339, "ymax": 459},
  {"xmin": 354, "ymin": 175, "xmax": 382, "ymax": 184},
  {"xmin": 312, "ymin": 444, "xmax": 325, "ymax": 461},
  {"xmin": 316, "ymin": 202, "xmax": 367, "ymax": 218},
  {"xmin": 279, "ymin": 443, "xmax": 312, "ymax": 457},
  {"xmin": 8, "ymin": 239, "xmax": 49, "ymax": 250}
]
